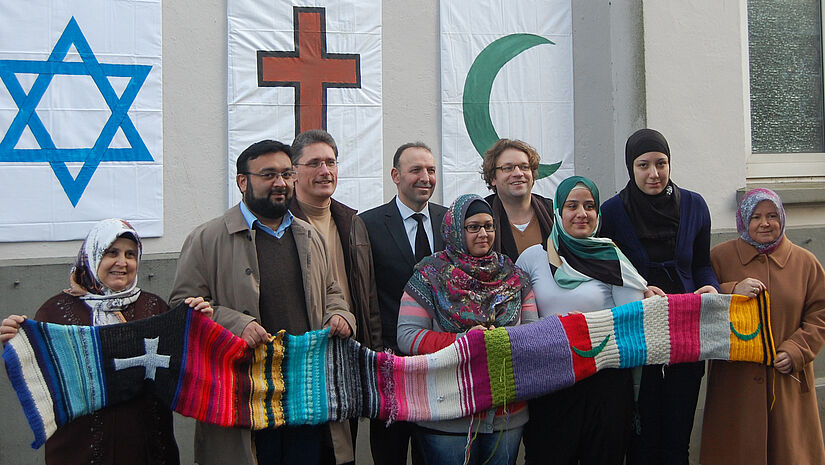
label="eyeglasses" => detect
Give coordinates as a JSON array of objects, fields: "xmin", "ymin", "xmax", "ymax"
[
  {"xmin": 463, "ymin": 223, "xmax": 495, "ymax": 233},
  {"xmin": 495, "ymin": 164, "xmax": 531, "ymax": 174},
  {"xmin": 294, "ymin": 159, "xmax": 338, "ymax": 169},
  {"xmin": 242, "ymin": 170, "xmax": 296, "ymax": 181}
]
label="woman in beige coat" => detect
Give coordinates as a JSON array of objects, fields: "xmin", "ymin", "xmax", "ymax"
[{"xmin": 700, "ymin": 188, "xmax": 825, "ymax": 465}]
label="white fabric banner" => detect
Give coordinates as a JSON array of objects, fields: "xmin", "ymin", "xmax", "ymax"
[
  {"xmin": 0, "ymin": 0, "xmax": 163, "ymax": 241},
  {"xmin": 227, "ymin": 0, "xmax": 383, "ymax": 211},
  {"xmin": 440, "ymin": 0, "xmax": 574, "ymax": 204}
]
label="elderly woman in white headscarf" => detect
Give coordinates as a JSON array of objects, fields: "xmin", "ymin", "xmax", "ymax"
[{"xmin": 1, "ymin": 218, "xmax": 212, "ymax": 465}]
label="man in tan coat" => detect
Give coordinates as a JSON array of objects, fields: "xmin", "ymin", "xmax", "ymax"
[{"xmin": 170, "ymin": 139, "xmax": 356, "ymax": 465}]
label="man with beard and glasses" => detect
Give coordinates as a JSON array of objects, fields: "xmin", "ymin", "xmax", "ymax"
[{"xmin": 170, "ymin": 140, "xmax": 355, "ymax": 465}]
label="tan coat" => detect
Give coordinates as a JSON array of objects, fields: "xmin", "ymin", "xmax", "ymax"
[
  {"xmin": 700, "ymin": 237, "xmax": 825, "ymax": 465},
  {"xmin": 170, "ymin": 204, "xmax": 356, "ymax": 465}
]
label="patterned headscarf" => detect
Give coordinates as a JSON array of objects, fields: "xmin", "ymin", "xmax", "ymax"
[
  {"xmin": 403, "ymin": 194, "xmax": 531, "ymax": 333},
  {"xmin": 550, "ymin": 176, "xmax": 648, "ymax": 291},
  {"xmin": 70, "ymin": 218, "xmax": 142, "ymax": 326},
  {"xmin": 736, "ymin": 188, "xmax": 786, "ymax": 254}
]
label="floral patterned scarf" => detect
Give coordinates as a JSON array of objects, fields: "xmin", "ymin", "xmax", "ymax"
[{"xmin": 403, "ymin": 194, "xmax": 531, "ymax": 333}]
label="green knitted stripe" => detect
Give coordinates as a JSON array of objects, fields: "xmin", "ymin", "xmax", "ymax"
[{"xmin": 484, "ymin": 328, "xmax": 516, "ymax": 405}]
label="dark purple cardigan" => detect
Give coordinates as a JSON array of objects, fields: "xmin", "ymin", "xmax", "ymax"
[{"xmin": 599, "ymin": 187, "xmax": 719, "ymax": 293}]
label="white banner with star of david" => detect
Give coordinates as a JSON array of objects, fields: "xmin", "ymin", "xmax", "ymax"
[
  {"xmin": 440, "ymin": 0, "xmax": 574, "ymax": 203},
  {"xmin": 0, "ymin": 0, "xmax": 162, "ymax": 242},
  {"xmin": 227, "ymin": 0, "xmax": 383, "ymax": 212}
]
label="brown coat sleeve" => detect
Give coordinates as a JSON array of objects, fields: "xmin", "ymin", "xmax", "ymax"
[
  {"xmin": 777, "ymin": 249, "xmax": 825, "ymax": 373},
  {"xmin": 170, "ymin": 225, "xmax": 254, "ymax": 337}
]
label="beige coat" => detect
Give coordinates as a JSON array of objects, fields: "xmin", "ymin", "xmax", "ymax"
[
  {"xmin": 170, "ymin": 204, "xmax": 356, "ymax": 465},
  {"xmin": 700, "ymin": 237, "xmax": 825, "ymax": 465}
]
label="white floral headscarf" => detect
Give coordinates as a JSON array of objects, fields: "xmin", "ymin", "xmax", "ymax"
[{"xmin": 70, "ymin": 218, "xmax": 142, "ymax": 325}]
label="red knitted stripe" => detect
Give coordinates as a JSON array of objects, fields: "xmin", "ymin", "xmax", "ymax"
[
  {"xmin": 667, "ymin": 293, "xmax": 702, "ymax": 364},
  {"xmin": 175, "ymin": 314, "xmax": 248, "ymax": 426},
  {"xmin": 206, "ymin": 329, "xmax": 247, "ymax": 424},
  {"xmin": 560, "ymin": 313, "xmax": 596, "ymax": 381}
]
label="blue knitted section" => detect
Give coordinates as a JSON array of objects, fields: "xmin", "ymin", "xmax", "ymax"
[
  {"xmin": 283, "ymin": 329, "xmax": 329, "ymax": 424},
  {"xmin": 612, "ymin": 300, "xmax": 646, "ymax": 368},
  {"xmin": 39, "ymin": 323, "xmax": 106, "ymax": 420},
  {"xmin": 1, "ymin": 340, "xmax": 48, "ymax": 448}
]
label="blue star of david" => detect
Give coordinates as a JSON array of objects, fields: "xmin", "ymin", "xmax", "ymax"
[{"xmin": 0, "ymin": 17, "xmax": 153, "ymax": 206}]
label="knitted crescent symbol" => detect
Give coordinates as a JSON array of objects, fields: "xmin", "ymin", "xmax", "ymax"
[
  {"xmin": 571, "ymin": 333, "xmax": 611, "ymax": 358},
  {"xmin": 730, "ymin": 322, "xmax": 761, "ymax": 341}
]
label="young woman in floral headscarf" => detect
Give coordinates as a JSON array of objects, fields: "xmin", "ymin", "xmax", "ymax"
[
  {"xmin": 397, "ymin": 193, "xmax": 537, "ymax": 465},
  {"xmin": 700, "ymin": 188, "xmax": 825, "ymax": 465},
  {"xmin": 1, "ymin": 218, "xmax": 212, "ymax": 465}
]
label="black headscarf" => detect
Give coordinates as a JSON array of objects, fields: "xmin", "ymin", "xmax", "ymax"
[{"xmin": 619, "ymin": 128, "xmax": 681, "ymax": 263}]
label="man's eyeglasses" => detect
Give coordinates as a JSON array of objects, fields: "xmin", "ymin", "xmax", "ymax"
[
  {"xmin": 494, "ymin": 164, "xmax": 531, "ymax": 174},
  {"xmin": 242, "ymin": 170, "xmax": 296, "ymax": 181},
  {"xmin": 463, "ymin": 223, "xmax": 496, "ymax": 233},
  {"xmin": 294, "ymin": 159, "xmax": 338, "ymax": 169}
]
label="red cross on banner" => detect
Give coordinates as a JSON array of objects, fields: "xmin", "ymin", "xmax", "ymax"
[{"xmin": 257, "ymin": 6, "xmax": 361, "ymax": 136}]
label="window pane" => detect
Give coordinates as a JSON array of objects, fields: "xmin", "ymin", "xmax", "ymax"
[{"xmin": 748, "ymin": 0, "xmax": 824, "ymax": 153}]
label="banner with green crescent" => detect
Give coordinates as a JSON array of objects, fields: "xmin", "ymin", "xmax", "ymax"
[{"xmin": 440, "ymin": 0, "xmax": 573, "ymax": 201}]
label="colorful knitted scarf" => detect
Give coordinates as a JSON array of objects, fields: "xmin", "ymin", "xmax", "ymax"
[
  {"xmin": 551, "ymin": 176, "xmax": 647, "ymax": 291},
  {"xmin": 404, "ymin": 194, "xmax": 531, "ymax": 332},
  {"xmin": 4, "ymin": 292, "xmax": 774, "ymax": 449}
]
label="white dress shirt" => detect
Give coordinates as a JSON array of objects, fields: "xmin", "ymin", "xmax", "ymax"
[{"xmin": 395, "ymin": 196, "xmax": 435, "ymax": 255}]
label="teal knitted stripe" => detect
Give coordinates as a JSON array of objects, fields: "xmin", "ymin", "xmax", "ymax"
[{"xmin": 283, "ymin": 330, "xmax": 329, "ymax": 424}]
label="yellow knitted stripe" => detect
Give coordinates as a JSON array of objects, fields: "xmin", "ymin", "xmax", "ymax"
[
  {"xmin": 728, "ymin": 294, "xmax": 766, "ymax": 364},
  {"xmin": 249, "ymin": 331, "xmax": 286, "ymax": 428}
]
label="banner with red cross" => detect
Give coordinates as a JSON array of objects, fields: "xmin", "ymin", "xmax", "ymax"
[{"xmin": 227, "ymin": 0, "xmax": 382, "ymax": 211}]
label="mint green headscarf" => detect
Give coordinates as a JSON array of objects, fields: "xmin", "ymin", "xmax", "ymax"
[{"xmin": 550, "ymin": 176, "xmax": 647, "ymax": 291}]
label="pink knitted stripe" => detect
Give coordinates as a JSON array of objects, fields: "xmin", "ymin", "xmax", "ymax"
[
  {"xmin": 465, "ymin": 330, "xmax": 493, "ymax": 415},
  {"xmin": 667, "ymin": 293, "xmax": 702, "ymax": 364}
]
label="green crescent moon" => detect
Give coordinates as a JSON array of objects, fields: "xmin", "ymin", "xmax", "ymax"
[{"xmin": 463, "ymin": 33, "xmax": 561, "ymax": 179}]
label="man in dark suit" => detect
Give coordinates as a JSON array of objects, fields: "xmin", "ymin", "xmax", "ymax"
[{"xmin": 359, "ymin": 142, "xmax": 447, "ymax": 465}]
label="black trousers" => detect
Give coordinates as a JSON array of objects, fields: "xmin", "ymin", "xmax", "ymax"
[
  {"xmin": 369, "ymin": 419, "xmax": 424, "ymax": 465},
  {"xmin": 626, "ymin": 362, "xmax": 704, "ymax": 465},
  {"xmin": 254, "ymin": 424, "xmax": 326, "ymax": 465},
  {"xmin": 523, "ymin": 368, "xmax": 633, "ymax": 465}
]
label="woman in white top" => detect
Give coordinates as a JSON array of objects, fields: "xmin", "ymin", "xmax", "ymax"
[{"xmin": 516, "ymin": 175, "xmax": 648, "ymax": 465}]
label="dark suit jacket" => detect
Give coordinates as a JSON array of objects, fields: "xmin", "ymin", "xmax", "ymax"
[{"xmin": 359, "ymin": 197, "xmax": 447, "ymax": 351}]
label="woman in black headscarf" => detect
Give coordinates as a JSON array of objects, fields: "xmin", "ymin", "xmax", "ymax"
[{"xmin": 599, "ymin": 128, "xmax": 719, "ymax": 465}]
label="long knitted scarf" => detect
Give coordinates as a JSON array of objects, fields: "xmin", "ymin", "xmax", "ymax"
[{"xmin": 3, "ymin": 293, "xmax": 774, "ymax": 449}]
